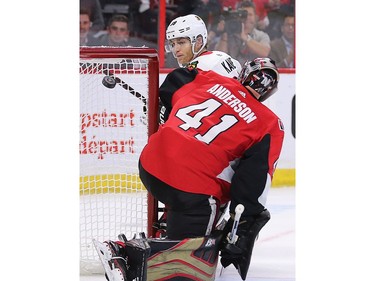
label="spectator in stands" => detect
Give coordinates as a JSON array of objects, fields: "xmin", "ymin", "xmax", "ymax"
[
  {"xmin": 132, "ymin": 0, "xmax": 175, "ymax": 44},
  {"xmin": 172, "ymin": 0, "xmax": 196, "ymax": 18},
  {"xmin": 215, "ymin": 0, "xmax": 271, "ymax": 65},
  {"xmin": 80, "ymin": 9, "xmax": 97, "ymax": 46},
  {"xmin": 80, "ymin": 0, "xmax": 105, "ymax": 32},
  {"xmin": 219, "ymin": 0, "xmax": 241, "ymax": 10},
  {"xmin": 207, "ymin": 16, "xmax": 225, "ymax": 50},
  {"xmin": 130, "ymin": 0, "xmax": 156, "ymax": 40},
  {"xmin": 172, "ymin": 0, "xmax": 230, "ymax": 26},
  {"xmin": 95, "ymin": 14, "xmax": 158, "ymax": 48},
  {"xmin": 191, "ymin": 0, "xmax": 222, "ymax": 30},
  {"xmin": 252, "ymin": 0, "xmax": 285, "ymax": 31},
  {"xmin": 264, "ymin": 0, "xmax": 294, "ymax": 40},
  {"xmin": 269, "ymin": 14, "xmax": 294, "ymax": 68}
]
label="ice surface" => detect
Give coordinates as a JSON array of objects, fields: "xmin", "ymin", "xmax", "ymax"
[{"xmin": 80, "ymin": 187, "xmax": 295, "ymax": 281}]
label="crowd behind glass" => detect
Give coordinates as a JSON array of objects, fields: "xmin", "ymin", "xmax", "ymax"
[{"xmin": 80, "ymin": 0, "xmax": 295, "ymax": 68}]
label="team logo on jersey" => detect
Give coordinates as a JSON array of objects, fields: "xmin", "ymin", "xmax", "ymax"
[
  {"xmin": 238, "ymin": 90, "xmax": 247, "ymax": 98},
  {"xmin": 187, "ymin": 61, "xmax": 199, "ymax": 70}
]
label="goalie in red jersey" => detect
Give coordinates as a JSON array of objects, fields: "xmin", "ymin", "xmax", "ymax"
[{"xmin": 94, "ymin": 58, "xmax": 284, "ymax": 281}]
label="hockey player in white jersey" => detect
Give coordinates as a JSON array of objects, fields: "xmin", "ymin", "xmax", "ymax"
[
  {"xmin": 165, "ymin": 14, "xmax": 241, "ymax": 79},
  {"xmin": 159, "ymin": 14, "xmax": 243, "ymax": 125}
]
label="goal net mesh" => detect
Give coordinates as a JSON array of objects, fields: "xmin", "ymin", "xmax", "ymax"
[{"xmin": 79, "ymin": 47, "xmax": 158, "ymax": 274}]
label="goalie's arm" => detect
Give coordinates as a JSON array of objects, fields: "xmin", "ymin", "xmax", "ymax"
[{"xmin": 159, "ymin": 68, "xmax": 198, "ymax": 124}]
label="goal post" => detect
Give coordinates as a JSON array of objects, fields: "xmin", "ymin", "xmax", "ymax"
[{"xmin": 79, "ymin": 47, "xmax": 159, "ymax": 274}]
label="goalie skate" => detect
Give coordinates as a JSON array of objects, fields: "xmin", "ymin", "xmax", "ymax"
[
  {"xmin": 93, "ymin": 233, "xmax": 151, "ymax": 281},
  {"xmin": 93, "ymin": 239, "xmax": 127, "ymax": 281}
]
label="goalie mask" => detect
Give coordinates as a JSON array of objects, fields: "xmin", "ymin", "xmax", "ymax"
[
  {"xmin": 238, "ymin": 58, "xmax": 279, "ymax": 102},
  {"xmin": 165, "ymin": 14, "xmax": 208, "ymax": 59}
]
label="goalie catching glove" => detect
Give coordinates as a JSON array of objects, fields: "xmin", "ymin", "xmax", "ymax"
[{"xmin": 220, "ymin": 209, "xmax": 271, "ymax": 280}]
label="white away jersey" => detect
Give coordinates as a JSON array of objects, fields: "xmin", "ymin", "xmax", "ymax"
[{"xmin": 187, "ymin": 51, "xmax": 242, "ymax": 79}]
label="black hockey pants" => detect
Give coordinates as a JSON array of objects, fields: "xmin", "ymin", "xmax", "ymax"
[{"xmin": 139, "ymin": 161, "xmax": 219, "ymax": 240}]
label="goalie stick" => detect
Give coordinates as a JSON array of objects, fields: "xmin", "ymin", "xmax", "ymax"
[
  {"xmin": 220, "ymin": 204, "xmax": 245, "ymax": 277},
  {"xmin": 102, "ymin": 69, "xmax": 148, "ymax": 116},
  {"xmin": 228, "ymin": 204, "xmax": 245, "ymax": 244}
]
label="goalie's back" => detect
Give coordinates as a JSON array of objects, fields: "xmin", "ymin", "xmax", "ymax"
[{"xmin": 140, "ymin": 69, "xmax": 283, "ymax": 204}]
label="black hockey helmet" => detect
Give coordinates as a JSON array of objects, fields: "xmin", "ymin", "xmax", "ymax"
[{"xmin": 238, "ymin": 58, "xmax": 279, "ymax": 102}]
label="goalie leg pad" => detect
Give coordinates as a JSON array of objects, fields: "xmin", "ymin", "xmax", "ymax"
[
  {"xmin": 220, "ymin": 209, "xmax": 271, "ymax": 280},
  {"xmin": 147, "ymin": 230, "xmax": 223, "ymax": 281}
]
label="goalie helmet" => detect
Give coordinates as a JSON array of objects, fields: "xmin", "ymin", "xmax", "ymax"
[
  {"xmin": 238, "ymin": 58, "xmax": 279, "ymax": 102},
  {"xmin": 165, "ymin": 14, "xmax": 208, "ymax": 58}
]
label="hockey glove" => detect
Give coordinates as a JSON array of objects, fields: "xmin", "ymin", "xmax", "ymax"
[{"xmin": 220, "ymin": 209, "xmax": 271, "ymax": 280}]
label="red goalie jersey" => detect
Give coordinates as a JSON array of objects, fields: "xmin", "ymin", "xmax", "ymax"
[{"xmin": 140, "ymin": 68, "xmax": 284, "ymax": 209}]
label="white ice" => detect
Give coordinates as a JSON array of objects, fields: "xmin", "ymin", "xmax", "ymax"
[{"xmin": 81, "ymin": 186, "xmax": 295, "ymax": 281}]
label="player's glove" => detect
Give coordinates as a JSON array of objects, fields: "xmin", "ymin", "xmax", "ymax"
[
  {"xmin": 159, "ymin": 105, "xmax": 168, "ymax": 124},
  {"xmin": 220, "ymin": 209, "xmax": 271, "ymax": 280},
  {"xmin": 220, "ymin": 218, "xmax": 245, "ymax": 269}
]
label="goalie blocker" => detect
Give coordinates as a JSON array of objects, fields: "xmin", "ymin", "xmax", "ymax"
[{"xmin": 221, "ymin": 209, "xmax": 271, "ymax": 280}]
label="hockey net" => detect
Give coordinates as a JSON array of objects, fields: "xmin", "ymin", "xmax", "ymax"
[{"xmin": 79, "ymin": 47, "xmax": 159, "ymax": 274}]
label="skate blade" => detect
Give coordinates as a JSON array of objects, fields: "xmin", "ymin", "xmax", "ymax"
[{"xmin": 92, "ymin": 239, "xmax": 125, "ymax": 281}]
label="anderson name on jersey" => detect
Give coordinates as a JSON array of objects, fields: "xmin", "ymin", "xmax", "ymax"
[{"xmin": 206, "ymin": 83, "xmax": 257, "ymax": 124}]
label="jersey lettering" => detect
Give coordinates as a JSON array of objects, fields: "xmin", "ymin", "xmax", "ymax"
[
  {"xmin": 175, "ymin": 99, "xmax": 238, "ymax": 144},
  {"xmin": 206, "ymin": 84, "xmax": 257, "ymax": 124},
  {"xmin": 221, "ymin": 57, "xmax": 237, "ymax": 74}
]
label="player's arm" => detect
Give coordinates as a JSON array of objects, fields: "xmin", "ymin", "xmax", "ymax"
[
  {"xmin": 220, "ymin": 134, "xmax": 275, "ymax": 278},
  {"xmin": 230, "ymin": 124, "xmax": 284, "ymax": 217},
  {"xmin": 221, "ymin": 131, "xmax": 283, "ymax": 279},
  {"xmin": 159, "ymin": 68, "xmax": 198, "ymax": 123},
  {"xmin": 230, "ymin": 134, "xmax": 273, "ymax": 218}
]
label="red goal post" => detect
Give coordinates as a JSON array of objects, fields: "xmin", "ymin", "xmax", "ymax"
[{"xmin": 79, "ymin": 47, "xmax": 159, "ymax": 274}]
